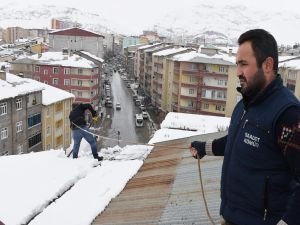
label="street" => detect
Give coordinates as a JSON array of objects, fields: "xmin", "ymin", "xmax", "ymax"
[{"xmin": 95, "ymin": 71, "xmax": 153, "ymax": 148}]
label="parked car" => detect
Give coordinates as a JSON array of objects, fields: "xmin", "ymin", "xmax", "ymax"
[
  {"xmin": 142, "ymin": 111, "xmax": 148, "ymax": 119},
  {"xmin": 135, "ymin": 114, "xmax": 144, "ymax": 127},
  {"xmin": 132, "ymin": 94, "xmax": 138, "ymax": 101},
  {"xmin": 135, "ymin": 99, "xmax": 141, "ymax": 106},
  {"xmin": 140, "ymin": 104, "xmax": 146, "ymax": 111},
  {"xmin": 116, "ymin": 102, "xmax": 121, "ymax": 110}
]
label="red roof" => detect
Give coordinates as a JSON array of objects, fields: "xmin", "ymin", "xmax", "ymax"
[{"xmin": 50, "ymin": 28, "xmax": 104, "ymax": 38}]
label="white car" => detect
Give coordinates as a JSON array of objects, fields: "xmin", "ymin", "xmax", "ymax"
[{"xmin": 116, "ymin": 102, "xmax": 121, "ymax": 110}]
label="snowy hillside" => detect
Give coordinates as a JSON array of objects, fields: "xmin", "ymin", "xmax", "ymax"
[
  {"xmin": 0, "ymin": 1, "xmax": 300, "ymax": 45},
  {"xmin": 0, "ymin": 2, "xmax": 114, "ymax": 34}
]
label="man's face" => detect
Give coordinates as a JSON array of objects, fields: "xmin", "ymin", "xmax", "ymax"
[{"xmin": 236, "ymin": 41, "xmax": 267, "ymax": 97}]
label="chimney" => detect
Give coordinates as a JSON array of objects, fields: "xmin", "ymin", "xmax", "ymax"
[{"xmin": 0, "ymin": 67, "xmax": 6, "ymax": 81}]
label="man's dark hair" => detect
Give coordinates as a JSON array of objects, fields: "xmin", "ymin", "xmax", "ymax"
[{"xmin": 238, "ymin": 29, "xmax": 278, "ymax": 74}]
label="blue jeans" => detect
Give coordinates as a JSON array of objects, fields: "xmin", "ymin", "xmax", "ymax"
[{"xmin": 72, "ymin": 126, "xmax": 98, "ymax": 159}]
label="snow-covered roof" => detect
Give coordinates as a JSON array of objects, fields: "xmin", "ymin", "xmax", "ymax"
[
  {"xmin": 149, "ymin": 112, "xmax": 230, "ymax": 144},
  {"xmin": 80, "ymin": 51, "xmax": 104, "ymax": 63},
  {"xmin": 138, "ymin": 43, "xmax": 162, "ymax": 50},
  {"xmin": 279, "ymin": 56, "xmax": 300, "ymax": 70},
  {"xmin": 172, "ymin": 51, "xmax": 234, "ymax": 65},
  {"xmin": 13, "ymin": 52, "xmax": 98, "ymax": 69},
  {"xmin": 5, "ymin": 73, "xmax": 74, "ymax": 105},
  {"xmin": 153, "ymin": 47, "xmax": 188, "ymax": 56},
  {"xmin": 0, "ymin": 73, "xmax": 44, "ymax": 101}
]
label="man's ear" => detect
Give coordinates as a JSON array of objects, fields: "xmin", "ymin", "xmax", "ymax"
[{"xmin": 263, "ymin": 57, "xmax": 274, "ymax": 74}]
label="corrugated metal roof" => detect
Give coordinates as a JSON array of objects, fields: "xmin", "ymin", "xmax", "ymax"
[{"xmin": 92, "ymin": 132, "xmax": 226, "ymax": 225}]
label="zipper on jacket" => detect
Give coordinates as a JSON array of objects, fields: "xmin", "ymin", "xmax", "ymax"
[
  {"xmin": 263, "ymin": 176, "xmax": 270, "ymax": 220},
  {"xmin": 240, "ymin": 109, "xmax": 247, "ymax": 121},
  {"xmin": 221, "ymin": 108, "xmax": 247, "ymax": 212},
  {"xmin": 243, "ymin": 119, "xmax": 248, "ymax": 128}
]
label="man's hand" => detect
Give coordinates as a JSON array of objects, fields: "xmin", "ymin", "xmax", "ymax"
[
  {"xmin": 189, "ymin": 144, "xmax": 199, "ymax": 158},
  {"xmin": 92, "ymin": 116, "xmax": 99, "ymax": 123},
  {"xmin": 189, "ymin": 141, "xmax": 206, "ymax": 159}
]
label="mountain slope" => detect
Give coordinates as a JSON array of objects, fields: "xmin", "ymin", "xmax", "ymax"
[{"xmin": 0, "ymin": 2, "xmax": 299, "ymax": 45}]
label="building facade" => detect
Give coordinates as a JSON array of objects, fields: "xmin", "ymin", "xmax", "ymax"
[
  {"xmin": 9, "ymin": 51, "xmax": 102, "ymax": 106},
  {"xmin": 48, "ymin": 28, "xmax": 105, "ymax": 59},
  {"xmin": 0, "ymin": 71, "xmax": 44, "ymax": 155}
]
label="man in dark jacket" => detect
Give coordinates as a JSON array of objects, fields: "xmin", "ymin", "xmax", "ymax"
[
  {"xmin": 190, "ymin": 29, "xmax": 300, "ymax": 225},
  {"xmin": 69, "ymin": 103, "xmax": 103, "ymax": 161}
]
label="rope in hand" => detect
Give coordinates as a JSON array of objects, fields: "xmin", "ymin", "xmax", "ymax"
[{"xmin": 197, "ymin": 153, "xmax": 216, "ymax": 225}]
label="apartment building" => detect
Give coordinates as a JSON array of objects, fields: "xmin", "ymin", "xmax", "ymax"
[
  {"xmin": 48, "ymin": 27, "xmax": 105, "ymax": 59},
  {"xmin": 0, "ymin": 70, "xmax": 44, "ymax": 155},
  {"xmin": 279, "ymin": 56, "xmax": 300, "ymax": 100},
  {"xmin": 9, "ymin": 51, "xmax": 102, "ymax": 106},
  {"xmin": 40, "ymin": 82, "xmax": 74, "ymax": 151},
  {"xmin": 152, "ymin": 47, "xmax": 192, "ymax": 111},
  {"xmin": 2, "ymin": 27, "xmax": 29, "ymax": 44},
  {"xmin": 170, "ymin": 51, "xmax": 235, "ymax": 117},
  {"xmin": 136, "ymin": 43, "xmax": 173, "ymax": 95}
]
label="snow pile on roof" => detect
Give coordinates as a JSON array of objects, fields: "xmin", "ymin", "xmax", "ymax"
[{"xmin": 149, "ymin": 112, "xmax": 230, "ymax": 144}]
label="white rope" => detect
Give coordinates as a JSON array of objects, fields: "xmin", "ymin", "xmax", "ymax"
[{"xmin": 72, "ymin": 122, "xmax": 121, "ymax": 142}]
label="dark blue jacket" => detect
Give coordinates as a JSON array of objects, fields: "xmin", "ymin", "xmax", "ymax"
[{"xmin": 221, "ymin": 76, "xmax": 300, "ymax": 225}]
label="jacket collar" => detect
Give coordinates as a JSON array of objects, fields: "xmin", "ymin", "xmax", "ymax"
[{"xmin": 241, "ymin": 75, "xmax": 283, "ymax": 109}]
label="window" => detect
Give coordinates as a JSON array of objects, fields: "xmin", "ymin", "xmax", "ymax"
[
  {"xmin": 90, "ymin": 91, "xmax": 94, "ymax": 97},
  {"xmin": 53, "ymin": 78, "xmax": 59, "ymax": 85},
  {"xmin": 17, "ymin": 144, "xmax": 23, "ymax": 154},
  {"xmin": 16, "ymin": 98, "xmax": 22, "ymax": 110},
  {"xmin": 44, "ymin": 69, "xmax": 48, "ymax": 75},
  {"xmin": 64, "ymin": 68, "xmax": 70, "ymax": 74},
  {"xmin": 190, "ymin": 63, "xmax": 197, "ymax": 70},
  {"xmin": 16, "ymin": 121, "xmax": 23, "ymax": 133},
  {"xmin": 189, "ymin": 76, "xmax": 196, "ymax": 83},
  {"xmin": 28, "ymin": 113, "xmax": 41, "ymax": 128},
  {"xmin": 0, "ymin": 102, "xmax": 7, "ymax": 115},
  {"xmin": 77, "ymin": 80, "xmax": 83, "ymax": 86},
  {"xmin": 216, "ymin": 105, "xmax": 225, "ymax": 111},
  {"xmin": 53, "ymin": 67, "xmax": 59, "ymax": 74},
  {"xmin": 34, "ymin": 66, "xmax": 40, "ymax": 72},
  {"xmin": 203, "ymin": 103, "xmax": 209, "ymax": 109},
  {"xmin": 77, "ymin": 91, "xmax": 82, "ymax": 97},
  {"xmin": 189, "ymin": 89, "xmax": 195, "ymax": 95},
  {"xmin": 219, "ymin": 66, "xmax": 225, "ymax": 73},
  {"xmin": 28, "ymin": 132, "xmax": 42, "ymax": 148},
  {"xmin": 78, "ymin": 69, "xmax": 83, "ymax": 74},
  {"xmin": 46, "ymin": 107, "xmax": 50, "ymax": 117},
  {"xmin": 1, "ymin": 127, "xmax": 8, "ymax": 140},
  {"xmin": 32, "ymin": 96, "xmax": 37, "ymax": 105},
  {"xmin": 64, "ymin": 79, "xmax": 70, "ymax": 86}
]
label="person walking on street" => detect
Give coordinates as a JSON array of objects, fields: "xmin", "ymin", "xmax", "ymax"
[
  {"xmin": 189, "ymin": 29, "xmax": 300, "ymax": 225},
  {"xmin": 69, "ymin": 103, "xmax": 103, "ymax": 161}
]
